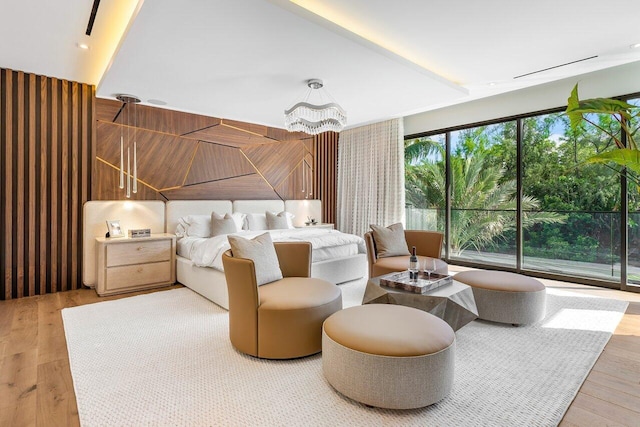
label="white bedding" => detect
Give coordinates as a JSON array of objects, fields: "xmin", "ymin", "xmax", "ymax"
[{"xmin": 181, "ymin": 228, "xmax": 366, "ymax": 271}]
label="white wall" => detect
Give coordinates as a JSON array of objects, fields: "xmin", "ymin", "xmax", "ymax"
[{"xmin": 404, "ymin": 60, "xmax": 640, "ymax": 136}]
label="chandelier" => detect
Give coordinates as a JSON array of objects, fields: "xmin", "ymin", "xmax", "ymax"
[
  {"xmin": 284, "ymin": 79, "xmax": 346, "ymax": 135},
  {"xmin": 116, "ymin": 94, "xmax": 141, "ymax": 198}
]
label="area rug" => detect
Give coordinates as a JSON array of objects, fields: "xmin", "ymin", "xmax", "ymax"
[{"xmin": 62, "ymin": 281, "xmax": 628, "ymax": 427}]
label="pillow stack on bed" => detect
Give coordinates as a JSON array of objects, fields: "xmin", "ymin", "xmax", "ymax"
[
  {"xmin": 177, "ymin": 211, "xmax": 297, "ymax": 239},
  {"xmin": 246, "ymin": 211, "xmax": 295, "ymax": 231}
]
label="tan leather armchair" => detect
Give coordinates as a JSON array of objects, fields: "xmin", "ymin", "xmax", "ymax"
[
  {"xmin": 364, "ymin": 230, "xmax": 448, "ymax": 278},
  {"xmin": 222, "ymin": 241, "xmax": 342, "ymax": 359}
]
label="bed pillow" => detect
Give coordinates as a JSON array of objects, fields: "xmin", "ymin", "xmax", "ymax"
[
  {"xmin": 175, "ymin": 218, "xmax": 188, "ymax": 238},
  {"xmin": 211, "ymin": 212, "xmax": 238, "ymax": 236},
  {"xmin": 282, "ymin": 211, "xmax": 295, "ymax": 229},
  {"xmin": 246, "ymin": 213, "xmax": 268, "ymax": 231},
  {"xmin": 183, "ymin": 215, "xmax": 211, "ymax": 238},
  {"xmin": 266, "ymin": 211, "xmax": 292, "ymax": 230},
  {"xmin": 370, "ymin": 223, "xmax": 410, "ymax": 258},
  {"xmin": 227, "ymin": 233, "xmax": 283, "ymax": 286},
  {"xmin": 231, "ymin": 212, "xmax": 247, "ymax": 231}
]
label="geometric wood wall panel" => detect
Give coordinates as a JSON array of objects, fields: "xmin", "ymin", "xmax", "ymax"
[
  {"xmin": 274, "ymin": 160, "xmax": 313, "ymax": 201},
  {"xmin": 96, "ymin": 121, "xmax": 198, "ymax": 190},
  {"xmin": 243, "ymin": 139, "xmax": 305, "ymax": 188},
  {"xmin": 183, "ymin": 123, "xmax": 276, "ymax": 148},
  {"xmin": 121, "ymin": 103, "xmax": 220, "ymax": 136},
  {"xmin": 160, "ymin": 175, "xmax": 278, "ymax": 200},
  {"xmin": 218, "ymin": 119, "xmax": 269, "ymax": 136},
  {"xmin": 184, "ymin": 142, "xmax": 255, "ymax": 185},
  {"xmin": 94, "ymin": 97, "xmax": 322, "ymax": 203},
  {"xmin": 93, "ymin": 160, "xmax": 166, "ymax": 201},
  {"xmin": 1, "ymin": 68, "xmax": 94, "ymax": 300},
  {"xmin": 96, "ymin": 98, "xmax": 122, "ymax": 122}
]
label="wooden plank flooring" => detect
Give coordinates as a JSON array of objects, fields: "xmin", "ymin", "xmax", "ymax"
[
  {"xmin": 0, "ymin": 282, "xmax": 638, "ymax": 426},
  {"xmin": 560, "ymin": 300, "xmax": 640, "ymax": 426}
]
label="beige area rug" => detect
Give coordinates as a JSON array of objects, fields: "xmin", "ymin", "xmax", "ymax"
[{"xmin": 62, "ymin": 280, "xmax": 628, "ymax": 426}]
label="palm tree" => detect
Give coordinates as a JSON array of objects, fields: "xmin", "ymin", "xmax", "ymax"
[{"xmin": 406, "ymin": 145, "xmax": 566, "ymax": 255}]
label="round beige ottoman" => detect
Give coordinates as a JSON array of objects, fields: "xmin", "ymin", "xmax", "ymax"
[
  {"xmin": 454, "ymin": 271, "xmax": 546, "ymax": 325},
  {"xmin": 322, "ymin": 304, "xmax": 455, "ymax": 409}
]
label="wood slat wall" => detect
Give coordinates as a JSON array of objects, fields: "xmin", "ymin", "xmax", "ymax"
[
  {"xmin": 314, "ymin": 132, "xmax": 339, "ymax": 224},
  {"xmin": 0, "ymin": 68, "xmax": 94, "ymax": 300}
]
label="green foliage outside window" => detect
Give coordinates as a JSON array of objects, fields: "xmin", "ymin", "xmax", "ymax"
[{"xmin": 405, "ymin": 100, "xmax": 640, "ymax": 268}]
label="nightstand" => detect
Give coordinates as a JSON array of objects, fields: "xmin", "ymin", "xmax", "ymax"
[
  {"xmin": 95, "ymin": 233, "xmax": 176, "ymax": 296},
  {"xmin": 296, "ymin": 223, "xmax": 334, "ymax": 230}
]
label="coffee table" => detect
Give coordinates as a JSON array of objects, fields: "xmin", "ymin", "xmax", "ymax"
[{"xmin": 363, "ymin": 276, "xmax": 478, "ymax": 331}]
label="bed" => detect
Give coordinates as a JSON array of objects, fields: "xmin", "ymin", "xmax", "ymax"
[{"xmin": 166, "ymin": 200, "xmax": 367, "ymax": 309}]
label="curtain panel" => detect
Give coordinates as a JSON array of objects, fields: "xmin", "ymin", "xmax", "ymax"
[{"xmin": 337, "ymin": 118, "xmax": 405, "ymax": 237}]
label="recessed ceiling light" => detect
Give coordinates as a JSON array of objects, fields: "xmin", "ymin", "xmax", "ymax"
[
  {"xmin": 488, "ymin": 82, "xmax": 497, "ymax": 86},
  {"xmin": 77, "ymin": 43, "xmax": 90, "ymax": 50},
  {"xmin": 630, "ymin": 42, "xmax": 640, "ymax": 49}
]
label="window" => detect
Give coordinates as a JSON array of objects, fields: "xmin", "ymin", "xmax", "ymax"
[
  {"xmin": 405, "ymin": 92, "xmax": 640, "ymax": 289},
  {"xmin": 449, "ymin": 123, "xmax": 516, "ymax": 268},
  {"xmin": 405, "ymin": 133, "xmax": 446, "ymax": 254},
  {"xmin": 522, "ymin": 113, "xmax": 620, "ymax": 281}
]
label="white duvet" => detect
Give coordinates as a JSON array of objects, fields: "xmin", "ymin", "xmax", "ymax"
[{"xmin": 181, "ymin": 228, "xmax": 366, "ymax": 271}]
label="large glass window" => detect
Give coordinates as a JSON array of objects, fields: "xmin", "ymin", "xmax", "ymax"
[
  {"xmin": 448, "ymin": 123, "xmax": 517, "ymax": 267},
  {"xmin": 522, "ymin": 113, "xmax": 621, "ymax": 281},
  {"xmin": 405, "ymin": 91, "xmax": 640, "ymax": 289},
  {"xmin": 405, "ymin": 134, "xmax": 445, "ymax": 253}
]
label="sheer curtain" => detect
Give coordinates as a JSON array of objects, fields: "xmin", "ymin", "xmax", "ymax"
[{"xmin": 337, "ymin": 118, "xmax": 405, "ymax": 237}]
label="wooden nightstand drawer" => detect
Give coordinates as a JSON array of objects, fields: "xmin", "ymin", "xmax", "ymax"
[
  {"xmin": 106, "ymin": 261, "xmax": 172, "ymax": 291},
  {"xmin": 95, "ymin": 233, "xmax": 176, "ymax": 296},
  {"xmin": 106, "ymin": 239, "xmax": 171, "ymax": 267}
]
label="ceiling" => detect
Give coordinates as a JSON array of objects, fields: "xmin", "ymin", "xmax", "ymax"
[{"xmin": 2, "ymin": 0, "xmax": 640, "ymax": 130}]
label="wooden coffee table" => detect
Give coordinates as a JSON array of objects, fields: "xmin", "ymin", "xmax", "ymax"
[{"xmin": 363, "ymin": 276, "xmax": 478, "ymax": 331}]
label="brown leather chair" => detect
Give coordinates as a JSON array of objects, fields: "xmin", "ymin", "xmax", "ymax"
[
  {"xmin": 222, "ymin": 241, "xmax": 342, "ymax": 359},
  {"xmin": 364, "ymin": 230, "xmax": 448, "ymax": 278}
]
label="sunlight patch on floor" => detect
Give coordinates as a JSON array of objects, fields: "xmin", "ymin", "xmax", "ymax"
[{"xmin": 542, "ymin": 308, "xmax": 624, "ymax": 332}]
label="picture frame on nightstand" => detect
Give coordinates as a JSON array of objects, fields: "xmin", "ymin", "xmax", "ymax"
[{"xmin": 106, "ymin": 220, "xmax": 124, "ymax": 238}]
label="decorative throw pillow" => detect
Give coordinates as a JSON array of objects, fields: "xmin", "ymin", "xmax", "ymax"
[
  {"xmin": 370, "ymin": 223, "xmax": 410, "ymax": 258},
  {"xmin": 266, "ymin": 211, "xmax": 293, "ymax": 230},
  {"xmin": 211, "ymin": 212, "xmax": 238, "ymax": 236},
  {"xmin": 227, "ymin": 233, "xmax": 283, "ymax": 286},
  {"xmin": 246, "ymin": 213, "xmax": 268, "ymax": 231}
]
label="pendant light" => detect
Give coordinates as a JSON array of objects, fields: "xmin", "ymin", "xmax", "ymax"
[{"xmin": 116, "ymin": 94, "xmax": 141, "ymax": 198}]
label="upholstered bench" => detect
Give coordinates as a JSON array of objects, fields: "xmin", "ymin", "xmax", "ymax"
[
  {"xmin": 454, "ymin": 270, "xmax": 546, "ymax": 325},
  {"xmin": 322, "ymin": 304, "xmax": 455, "ymax": 409}
]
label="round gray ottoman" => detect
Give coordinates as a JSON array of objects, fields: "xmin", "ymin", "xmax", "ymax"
[
  {"xmin": 454, "ymin": 270, "xmax": 546, "ymax": 325},
  {"xmin": 322, "ymin": 304, "xmax": 455, "ymax": 409}
]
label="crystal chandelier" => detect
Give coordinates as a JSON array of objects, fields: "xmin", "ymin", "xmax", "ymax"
[
  {"xmin": 116, "ymin": 94, "xmax": 141, "ymax": 198},
  {"xmin": 284, "ymin": 79, "xmax": 346, "ymax": 135}
]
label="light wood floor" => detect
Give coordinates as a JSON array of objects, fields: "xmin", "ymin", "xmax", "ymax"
[{"xmin": 0, "ymin": 279, "xmax": 638, "ymax": 426}]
